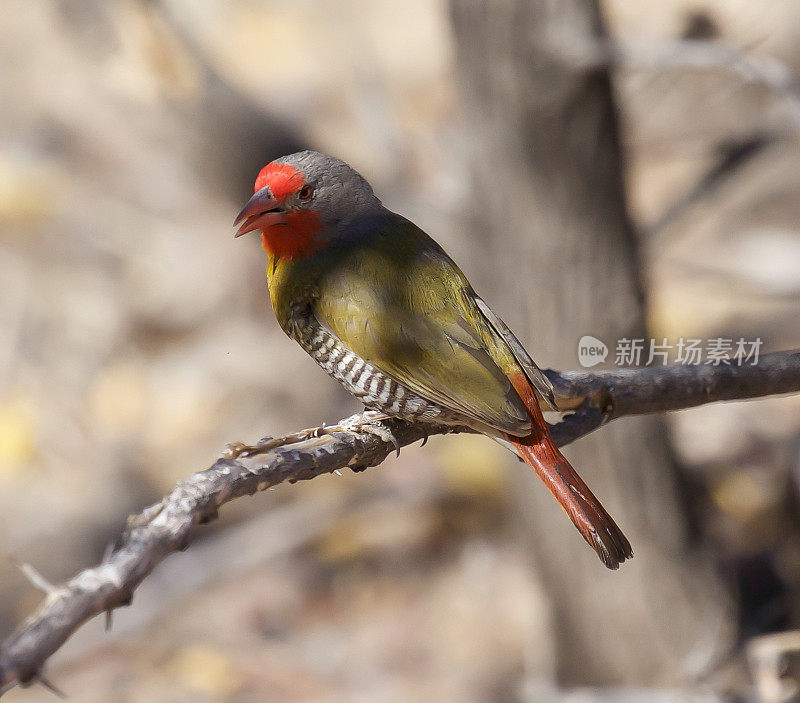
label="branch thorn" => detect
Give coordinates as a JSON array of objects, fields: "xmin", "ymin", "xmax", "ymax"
[
  {"xmin": 13, "ymin": 561, "xmax": 56, "ymax": 596},
  {"xmin": 36, "ymin": 672, "xmax": 66, "ymax": 699}
]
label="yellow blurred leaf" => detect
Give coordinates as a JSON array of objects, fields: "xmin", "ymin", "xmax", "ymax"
[
  {"xmin": 0, "ymin": 394, "xmax": 37, "ymax": 479},
  {"xmin": 88, "ymin": 360, "xmax": 148, "ymax": 437},
  {"xmin": 164, "ymin": 644, "xmax": 242, "ymax": 698},
  {"xmin": 712, "ymin": 471, "xmax": 781, "ymax": 523},
  {"xmin": 317, "ymin": 506, "xmax": 437, "ymax": 562},
  {"xmin": 436, "ymin": 435, "xmax": 508, "ymax": 497},
  {"xmin": 0, "ymin": 154, "xmax": 57, "ymax": 224}
]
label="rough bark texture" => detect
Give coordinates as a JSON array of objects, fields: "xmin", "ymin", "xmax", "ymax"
[{"xmin": 450, "ymin": 0, "xmax": 736, "ymax": 685}]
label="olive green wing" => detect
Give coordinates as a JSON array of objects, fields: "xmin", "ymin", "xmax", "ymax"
[
  {"xmin": 474, "ymin": 297, "xmax": 557, "ymax": 410},
  {"xmin": 312, "ymin": 217, "xmax": 533, "ymax": 436}
]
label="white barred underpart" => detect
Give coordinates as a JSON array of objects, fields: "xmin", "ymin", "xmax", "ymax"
[{"xmin": 292, "ymin": 316, "xmax": 453, "ymax": 423}]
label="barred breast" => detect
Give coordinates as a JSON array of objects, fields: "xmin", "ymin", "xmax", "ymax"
[{"xmin": 290, "ymin": 314, "xmax": 451, "ymax": 423}]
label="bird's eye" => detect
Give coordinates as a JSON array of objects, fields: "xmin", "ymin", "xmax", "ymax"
[{"xmin": 298, "ymin": 185, "xmax": 314, "ymax": 201}]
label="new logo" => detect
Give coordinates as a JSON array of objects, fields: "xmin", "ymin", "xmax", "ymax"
[{"xmin": 578, "ymin": 335, "xmax": 608, "ymax": 367}]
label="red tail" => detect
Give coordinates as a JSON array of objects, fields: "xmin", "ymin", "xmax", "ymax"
[{"xmin": 506, "ymin": 373, "xmax": 633, "ymax": 569}]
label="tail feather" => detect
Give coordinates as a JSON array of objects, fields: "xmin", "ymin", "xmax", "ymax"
[
  {"xmin": 506, "ymin": 373, "xmax": 633, "ymax": 569},
  {"xmin": 509, "ymin": 437, "xmax": 632, "ymax": 568}
]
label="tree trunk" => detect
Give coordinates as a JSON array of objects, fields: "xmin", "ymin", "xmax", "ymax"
[{"xmin": 450, "ymin": 0, "xmax": 735, "ymax": 686}]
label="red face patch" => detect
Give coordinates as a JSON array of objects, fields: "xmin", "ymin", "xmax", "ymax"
[
  {"xmin": 260, "ymin": 209, "xmax": 322, "ymax": 260},
  {"xmin": 254, "ymin": 162, "xmax": 306, "ymax": 202},
  {"xmin": 252, "ymin": 161, "xmax": 321, "ymax": 260}
]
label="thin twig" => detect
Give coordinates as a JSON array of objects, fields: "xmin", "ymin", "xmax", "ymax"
[
  {"xmin": 646, "ymin": 135, "xmax": 775, "ymax": 241},
  {"xmin": 1, "ymin": 350, "xmax": 799, "ymax": 693},
  {"xmin": 590, "ymin": 38, "xmax": 800, "ymax": 131},
  {"xmin": 13, "ymin": 562, "xmax": 57, "ymax": 597}
]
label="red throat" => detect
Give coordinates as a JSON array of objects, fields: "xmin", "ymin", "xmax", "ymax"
[
  {"xmin": 260, "ymin": 210, "xmax": 322, "ymax": 259},
  {"xmin": 255, "ymin": 162, "xmax": 323, "ymax": 259}
]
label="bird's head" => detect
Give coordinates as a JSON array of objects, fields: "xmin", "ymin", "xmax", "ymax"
[{"xmin": 234, "ymin": 150, "xmax": 381, "ymax": 259}]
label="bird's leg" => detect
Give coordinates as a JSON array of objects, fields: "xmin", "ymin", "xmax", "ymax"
[
  {"xmin": 221, "ymin": 411, "xmax": 401, "ymax": 460},
  {"xmin": 223, "ymin": 426, "xmax": 324, "ymax": 459},
  {"xmin": 332, "ymin": 410, "xmax": 401, "ymax": 456},
  {"xmin": 222, "ymin": 439, "xmax": 274, "ymax": 459}
]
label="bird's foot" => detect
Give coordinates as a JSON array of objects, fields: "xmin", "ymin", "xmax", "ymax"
[
  {"xmin": 221, "ymin": 426, "xmax": 321, "ymax": 459},
  {"xmin": 336, "ymin": 411, "xmax": 401, "ymax": 457},
  {"xmin": 221, "ymin": 412, "xmax": 401, "ymax": 460},
  {"xmin": 222, "ymin": 438, "xmax": 277, "ymax": 459}
]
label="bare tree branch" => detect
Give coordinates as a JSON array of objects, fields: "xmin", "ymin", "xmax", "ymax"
[
  {"xmin": 1, "ymin": 350, "xmax": 799, "ymax": 694},
  {"xmin": 548, "ymin": 349, "xmax": 800, "ymax": 415},
  {"xmin": 593, "ymin": 39, "xmax": 800, "ymax": 131},
  {"xmin": 645, "ymin": 135, "xmax": 776, "ymax": 241}
]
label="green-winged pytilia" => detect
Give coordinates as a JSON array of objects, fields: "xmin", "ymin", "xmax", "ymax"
[{"xmin": 233, "ymin": 150, "xmax": 632, "ymax": 569}]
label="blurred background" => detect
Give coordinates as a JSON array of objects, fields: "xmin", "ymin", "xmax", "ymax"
[{"xmin": 2, "ymin": 0, "xmax": 800, "ymax": 701}]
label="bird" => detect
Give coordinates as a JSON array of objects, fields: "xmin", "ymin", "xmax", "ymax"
[{"xmin": 233, "ymin": 150, "xmax": 632, "ymax": 569}]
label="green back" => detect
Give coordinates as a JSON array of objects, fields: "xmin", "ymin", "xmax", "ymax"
[{"xmin": 269, "ymin": 212, "xmax": 551, "ymax": 436}]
